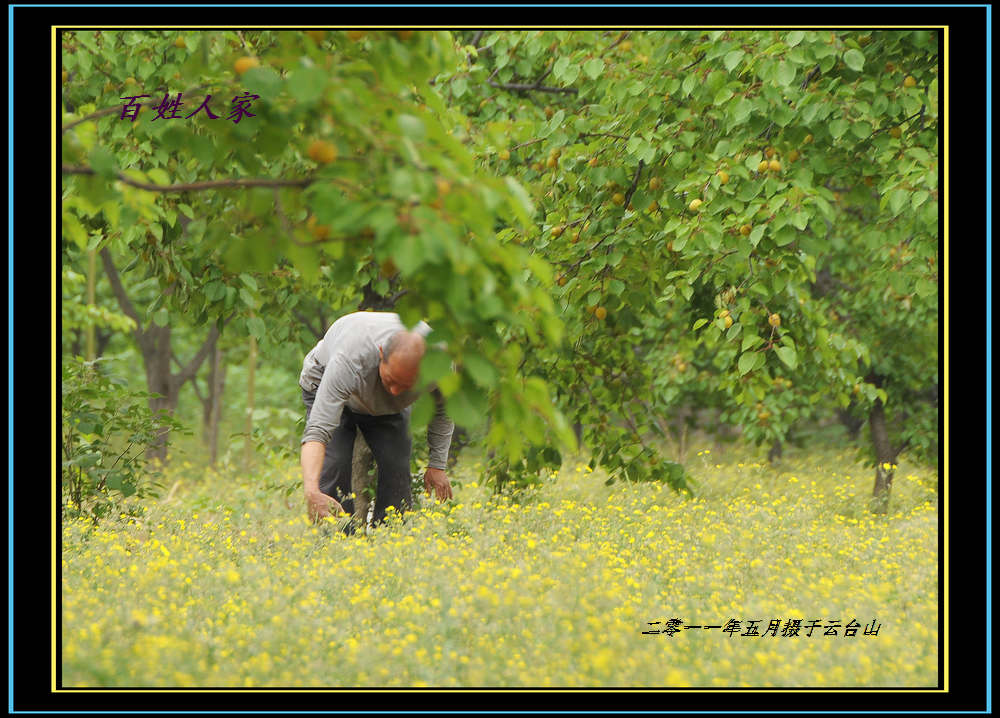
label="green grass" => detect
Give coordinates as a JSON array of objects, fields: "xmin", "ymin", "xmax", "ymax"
[{"xmin": 61, "ymin": 440, "xmax": 939, "ymax": 688}]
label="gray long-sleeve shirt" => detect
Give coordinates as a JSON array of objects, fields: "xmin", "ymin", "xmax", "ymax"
[{"xmin": 299, "ymin": 311, "xmax": 454, "ymax": 470}]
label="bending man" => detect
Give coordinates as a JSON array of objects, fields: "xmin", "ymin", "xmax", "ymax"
[{"xmin": 299, "ymin": 311, "xmax": 454, "ymax": 526}]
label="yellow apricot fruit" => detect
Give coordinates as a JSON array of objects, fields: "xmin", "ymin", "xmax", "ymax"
[
  {"xmin": 498, "ymin": 149, "xmax": 510, "ymax": 161},
  {"xmin": 688, "ymin": 198, "xmax": 703, "ymax": 211},
  {"xmin": 740, "ymin": 224, "xmax": 752, "ymax": 236},
  {"xmin": 611, "ymin": 192, "xmax": 626, "ymax": 206},
  {"xmin": 717, "ymin": 170, "xmax": 730, "ymax": 185},
  {"xmin": 903, "ymin": 75, "xmax": 917, "ymax": 88},
  {"xmin": 758, "ymin": 160, "xmax": 769, "ymax": 172},
  {"xmin": 307, "ymin": 140, "xmax": 337, "ymax": 164},
  {"xmin": 768, "ymin": 313, "xmax": 781, "ymax": 327},
  {"xmin": 768, "ymin": 159, "xmax": 782, "ymax": 172},
  {"xmin": 379, "ymin": 258, "xmax": 398, "ymax": 277},
  {"xmin": 306, "ymin": 216, "xmax": 330, "ymax": 241},
  {"xmin": 594, "ymin": 306, "xmax": 608, "ymax": 320},
  {"xmin": 174, "ymin": 37, "xmax": 186, "ymax": 49},
  {"xmin": 234, "ymin": 56, "xmax": 260, "ymax": 75}
]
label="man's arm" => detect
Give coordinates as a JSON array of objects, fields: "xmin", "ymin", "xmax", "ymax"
[
  {"xmin": 300, "ymin": 354, "xmax": 358, "ymax": 521},
  {"xmin": 423, "ymin": 387, "xmax": 454, "ymax": 501},
  {"xmin": 302, "ymin": 441, "xmax": 343, "ymax": 522}
]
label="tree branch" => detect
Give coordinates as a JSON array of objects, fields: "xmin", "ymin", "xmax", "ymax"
[
  {"xmin": 622, "ymin": 160, "xmax": 645, "ymax": 209},
  {"xmin": 292, "ymin": 308, "xmax": 323, "ymax": 340},
  {"xmin": 64, "ymin": 165, "xmax": 314, "ymax": 193},
  {"xmin": 800, "ymin": 64, "xmax": 821, "ymax": 90},
  {"xmin": 600, "ymin": 31, "xmax": 630, "ymax": 57},
  {"xmin": 175, "ymin": 321, "xmax": 225, "ymax": 388},
  {"xmin": 487, "ymin": 79, "xmax": 577, "ymax": 95},
  {"xmin": 680, "ymin": 52, "xmax": 706, "ymax": 72},
  {"xmin": 98, "ymin": 246, "xmax": 144, "ymax": 341}
]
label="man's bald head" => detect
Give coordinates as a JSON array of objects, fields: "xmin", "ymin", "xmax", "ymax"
[{"xmin": 378, "ymin": 330, "xmax": 425, "ymax": 396}]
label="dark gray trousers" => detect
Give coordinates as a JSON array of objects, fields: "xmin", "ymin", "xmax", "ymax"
[{"xmin": 302, "ymin": 389, "xmax": 413, "ymax": 526}]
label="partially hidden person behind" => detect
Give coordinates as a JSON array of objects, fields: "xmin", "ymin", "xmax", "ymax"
[{"xmin": 299, "ymin": 311, "xmax": 454, "ymax": 529}]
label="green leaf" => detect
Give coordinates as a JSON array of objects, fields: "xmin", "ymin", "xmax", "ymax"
[
  {"xmin": 239, "ymin": 273, "xmax": 258, "ymax": 292},
  {"xmin": 246, "ymin": 316, "xmax": 266, "ymax": 340},
  {"xmin": 889, "ymin": 189, "xmax": 908, "ymax": 216},
  {"xmin": 776, "ymin": 62, "xmax": 795, "ymax": 87},
  {"xmin": 397, "ymin": 114, "xmax": 426, "ymax": 142},
  {"xmin": 843, "ymin": 48, "xmax": 865, "ymax": 72},
  {"xmin": 463, "ymin": 353, "xmax": 498, "ymax": 389},
  {"xmin": 89, "ymin": 146, "xmax": 117, "ymax": 179},
  {"xmin": 731, "ymin": 98, "xmax": 752, "ymax": 126},
  {"xmin": 584, "ymin": 58, "xmax": 604, "ymax": 80},
  {"xmin": 553, "ymin": 56, "xmax": 570, "ymax": 81},
  {"xmin": 146, "ymin": 168, "xmax": 170, "ymax": 186},
  {"xmin": 420, "ymin": 347, "xmax": 453, "ymax": 385},
  {"xmin": 410, "ymin": 392, "xmax": 433, "ymax": 430},
  {"xmin": 774, "ymin": 345, "xmax": 798, "ymax": 369},
  {"xmin": 446, "ymin": 386, "xmax": 487, "ymax": 430},
  {"xmin": 915, "ymin": 278, "xmax": 936, "ymax": 298},
  {"xmin": 724, "ymin": 49, "xmax": 745, "ymax": 72},
  {"xmin": 286, "ymin": 66, "xmax": 327, "ymax": 105},
  {"xmin": 692, "ymin": 318, "xmax": 708, "ymax": 331},
  {"xmin": 787, "ymin": 31, "xmax": 805, "ymax": 47},
  {"xmin": 829, "ymin": 119, "xmax": 848, "ymax": 140},
  {"xmin": 851, "ymin": 121, "xmax": 872, "ymax": 139},
  {"xmin": 738, "ymin": 352, "xmax": 758, "ymax": 376}
]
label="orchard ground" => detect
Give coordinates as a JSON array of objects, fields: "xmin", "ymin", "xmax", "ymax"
[{"xmin": 61, "ymin": 439, "xmax": 939, "ymax": 688}]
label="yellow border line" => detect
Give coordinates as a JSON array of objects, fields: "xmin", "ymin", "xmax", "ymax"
[
  {"xmin": 53, "ymin": 25, "xmax": 948, "ymax": 695},
  {"xmin": 54, "ymin": 25, "xmax": 943, "ymax": 29},
  {"xmin": 941, "ymin": 24, "xmax": 949, "ymax": 696},
  {"xmin": 52, "ymin": 25, "xmax": 59, "ymax": 694}
]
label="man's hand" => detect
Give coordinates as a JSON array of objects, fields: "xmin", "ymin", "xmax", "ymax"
[
  {"xmin": 306, "ymin": 489, "xmax": 344, "ymax": 524},
  {"xmin": 423, "ymin": 467, "xmax": 452, "ymax": 502}
]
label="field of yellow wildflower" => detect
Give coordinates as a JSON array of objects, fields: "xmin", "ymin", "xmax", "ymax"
[{"xmin": 61, "ymin": 443, "xmax": 939, "ymax": 688}]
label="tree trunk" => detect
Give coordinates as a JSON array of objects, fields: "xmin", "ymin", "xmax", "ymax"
[
  {"xmin": 203, "ymin": 344, "xmax": 226, "ymax": 466},
  {"xmin": 143, "ymin": 324, "xmax": 176, "ymax": 465},
  {"xmin": 86, "ymin": 249, "xmax": 97, "ymax": 360},
  {"xmin": 768, "ymin": 439, "xmax": 783, "ymax": 464},
  {"xmin": 351, "ymin": 433, "xmax": 376, "ymax": 532},
  {"xmin": 100, "ymin": 247, "xmax": 224, "ymax": 466},
  {"xmin": 244, "ymin": 333, "xmax": 257, "ymax": 469},
  {"xmin": 868, "ymin": 398, "xmax": 896, "ymax": 515}
]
